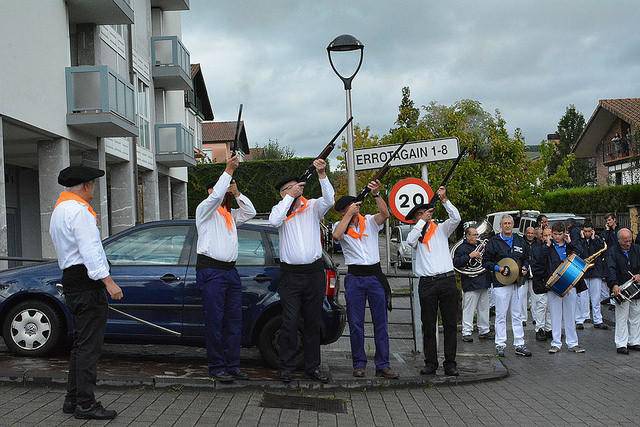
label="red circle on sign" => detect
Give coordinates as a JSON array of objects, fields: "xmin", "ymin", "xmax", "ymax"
[{"xmin": 389, "ymin": 178, "xmax": 434, "ymax": 224}]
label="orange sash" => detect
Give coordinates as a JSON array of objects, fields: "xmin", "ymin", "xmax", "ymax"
[
  {"xmin": 54, "ymin": 191, "xmax": 97, "ymax": 219},
  {"xmin": 217, "ymin": 206, "xmax": 233, "ymax": 231},
  {"xmin": 285, "ymin": 196, "xmax": 309, "ymax": 221},
  {"xmin": 346, "ymin": 214, "xmax": 368, "ymax": 240},
  {"xmin": 421, "ymin": 220, "xmax": 438, "ymax": 251}
]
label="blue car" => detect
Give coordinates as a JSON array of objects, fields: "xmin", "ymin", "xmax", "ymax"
[{"xmin": 0, "ymin": 219, "xmax": 345, "ymax": 369}]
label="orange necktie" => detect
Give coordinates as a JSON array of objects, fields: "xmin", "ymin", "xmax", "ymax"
[
  {"xmin": 217, "ymin": 206, "xmax": 233, "ymax": 231},
  {"xmin": 421, "ymin": 221, "xmax": 438, "ymax": 251},
  {"xmin": 285, "ymin": 196, "xmax": 309, "ymax": 221},
  {"xmin": 346, "ymin": 214, "xmax": 368, "ymax": 240},
  {"xmin": 55, "ymin": 191, "xmax": 97, "ymax": 220}
]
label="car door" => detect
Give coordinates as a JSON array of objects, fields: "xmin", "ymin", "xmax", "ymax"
[
  {"xmin": 103, "ymin": 224, "xmax": 192, "ymax": 340},
  {"xmin": 182, "ymin": 226, "xmax": 277, "ymax": 347}
]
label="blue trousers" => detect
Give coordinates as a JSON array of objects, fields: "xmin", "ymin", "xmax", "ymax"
[
  {"xmin": 345, "ymin": 274, "xmax": 390, "ymax": 370},
  {"xmin": 196, "ymin": 267, "xmax": 242, "ymax": 376}
]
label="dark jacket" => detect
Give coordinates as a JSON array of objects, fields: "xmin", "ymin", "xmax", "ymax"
[
  {"xmin": 603, "ymin": 226, "xmax": 621, "ymax": 251},
  {"xmin": 568, "ymin": 226, "xmax": 582, "ymax": 246},
  {"xmin": 453, "ymin": 240, "xmax": 491, "ymax": 292},
  {"xmin": 636, "ymin": 233, "xmax": 640, "ymax": 246},
  {"xmin": 530, "ymin": 241, "xmax": 548, "ymax": 294},
  {"xmin": 483, "ymin": 233, "xmax": 530, "ymax": 287},
  {"xmin": 606, "ymin": 244, "xmax": 640, "ymax": 299},
  {"xmin": 541, "ymin": 241, "xmax": 587, "ymax": 294},
  {"xmin": 578, "ymin": 235, "xmax": 607, "ymax": 279}
]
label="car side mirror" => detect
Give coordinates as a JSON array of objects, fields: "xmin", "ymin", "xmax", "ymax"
[{"xmin": 391, "ymin": 238, "xmax": 398, "ymax": 243}]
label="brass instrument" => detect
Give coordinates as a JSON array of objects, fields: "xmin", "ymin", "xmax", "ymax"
[{"xmin": 450, "ymin": 219, "xmax": 492, "ymax": 277}]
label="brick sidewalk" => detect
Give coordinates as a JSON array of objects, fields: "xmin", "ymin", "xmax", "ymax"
[{"xmin": 1, "ymin": 323, "xmax": 639, "ymax": 426}]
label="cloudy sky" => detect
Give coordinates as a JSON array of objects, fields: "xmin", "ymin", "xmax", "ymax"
[{"xmin": 183, "ymin": 0, "xmax": 640, "ymax": 158}]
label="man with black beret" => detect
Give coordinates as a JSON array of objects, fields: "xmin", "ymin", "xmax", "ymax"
[
  {"xmin": 405, "ymin": 186, "xmax": 461, "ymax": 376},
  {"xmin": 195, "ymin": 154, "xmax": 256, "ymax": 383},
  {"xmin": 332, "ymin": 180, "xmax": 398, "ymax": 379},
  {"xmin": 268, "ymin": 158, "xmax": 334, "ymax": 383},
  {"xmin": 50, "ymin": 166, "xmax": 122, "ymax": 420}
]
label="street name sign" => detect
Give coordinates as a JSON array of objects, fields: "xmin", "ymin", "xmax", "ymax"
[{"xmin": 354, "ymin": 137, "xmax": 459, "ymax": 171}]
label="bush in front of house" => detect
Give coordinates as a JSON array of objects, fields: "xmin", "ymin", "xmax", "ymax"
[{"xmin": 542, "ymin": 184, "xmax": 640, "ymax": 213}]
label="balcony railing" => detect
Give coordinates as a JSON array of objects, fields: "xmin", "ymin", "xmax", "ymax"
[
  {"xmin": 603, "ymin": 137, "xmax": 640, "ymax": 165},
  {"xmin": 155, "ymin": 124, "xmax": 196, "ymax": 167},
  {"xmin": 65, "ymin": 66, "xmax": 138, "ymax": 137},
  {"xmin": 151, "ymin": 36, "xmax": 193, "ymax": 91},
  {"xmin": 67, "ymin": 0, "xmax": 134, "ymax": 25}
]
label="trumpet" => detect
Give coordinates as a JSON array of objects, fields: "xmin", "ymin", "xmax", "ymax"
[{"xmin": 450, "ymin": 219, "xmax": 492, "ymax": 278}]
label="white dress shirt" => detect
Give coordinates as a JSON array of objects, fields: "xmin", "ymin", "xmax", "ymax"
[
  {"xmin": 406, "ymin": 200, "xmax": 461, "ymax": 277},
  {"xmin": 195, "ymin": 172, "xmax": 257, "ymax": 262},
  {"xmin": 268, "ymin": 177, "xmax": 334, "ymax": 265},
  {"xmin": 333, "ymin": 214, "xmax": 383, "ymax": 266},
  {"xmin": 49, "ymin": 200, "xmax": 110, "ymax": 281}
]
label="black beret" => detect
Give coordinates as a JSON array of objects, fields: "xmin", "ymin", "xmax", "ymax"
[
  {"xmin": 207, "ymin": 178, "xmax": 235, "ymax": 190},
  {"xmin": 275, "ymin": 176, "xmax": 299, "ymax": 191},
  {"xmin": 405, "ymin": 203, "xmax": 431, "ymax": 221},
  {"xmin": 57, "ymin": 166, "xmax": 104, "ymax": 187},
  {"xmin": 334, "ymin": 196, "xmax": 356, "ymax": 212}
]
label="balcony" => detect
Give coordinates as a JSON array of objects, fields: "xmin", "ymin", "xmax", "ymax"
[
  {"xmin": 151, "ymin": 36, "xmax": 193, "ymax": 91},
  {"xmin": 150, "ymin": 0, "xmax": 190, "ymax": 11},
  {"xmin": 603, "ymin": 137, "xmax": 640, "ymax": 165},
  {"xmin": 67, "ymin": 0, "xmax": 134, "ymax": 25},
  {"xmin": 155, "ymin": 124, "xmax": 196, "ymax": 167},
  {"xmin": 66, "ymin": 66, "xmax": 138, "ymax": 137}
]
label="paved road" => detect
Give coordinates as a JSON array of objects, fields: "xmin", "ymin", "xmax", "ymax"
[{"xmin": 1, "ymin": 321, "xmax": 639, "ymax": 426}]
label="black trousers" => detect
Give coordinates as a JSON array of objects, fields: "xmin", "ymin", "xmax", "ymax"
[
  {"xmin": 64, "ymin": 288, "xmax": 108, "ymax": 408},
  {"xmin": 278, "ymin": 269, "xmax": 325, "ymax": 373},
  {"xmin": 419, "ymin": 275, "xmax": 459, "ymax": 370}
]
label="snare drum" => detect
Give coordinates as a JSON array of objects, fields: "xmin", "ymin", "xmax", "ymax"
[
  {"xmin": 613, "ymin": 279, "xmax": 640, "ymax": 304},
  {"xmin": 546, "ymin": 254, "xmax": 588, "ymax": 297}
]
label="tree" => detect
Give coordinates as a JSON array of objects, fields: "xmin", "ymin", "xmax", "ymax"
[
  {"xmin": 395, "ymin": 86, "xmax": 419, "ymax": 129},
  {"xmin": 251, "ymin": 138, "xmax": 295, "ymax": 160}
]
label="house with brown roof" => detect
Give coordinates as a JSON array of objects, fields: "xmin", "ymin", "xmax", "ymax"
[
  {"xmin": 572, "ymin": 98, "xmax": 640, "ymax": 185},
  {"xmin": 201, "ymin": 120, "xmax": 249, "ymax": 163}
]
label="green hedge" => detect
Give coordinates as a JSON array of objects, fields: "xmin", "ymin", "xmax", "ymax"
[
  {"xmin": 542, "ymin": 184, "xmax": 640, "ymax": 213},
  {"xmin": 188, "ymin": 158, "xmax": 328, "ymax": 217}
]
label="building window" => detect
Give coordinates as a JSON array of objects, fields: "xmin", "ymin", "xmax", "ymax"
[{"xmin": 137, "ymin": 80, "xmax": 150, "ymax": 149}]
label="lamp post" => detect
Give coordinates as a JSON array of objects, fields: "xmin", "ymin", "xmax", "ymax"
[{"xmin": 327, "ymin": 34, "xmax": 364, "ymax": 196}]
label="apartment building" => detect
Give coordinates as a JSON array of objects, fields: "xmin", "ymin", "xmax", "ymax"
[{"xmin": 0, "ymin": 0, "xmax": 211, "ymax": 265}]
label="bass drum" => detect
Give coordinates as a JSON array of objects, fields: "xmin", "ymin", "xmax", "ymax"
[{"xmin": 450, "ymin": 219, "xmax": 495, "ymax": 276}]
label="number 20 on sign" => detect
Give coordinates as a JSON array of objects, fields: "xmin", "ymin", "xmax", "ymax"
[{"xmin": 389, "ymin": 178, "xmax": 434, "ymax": 224}]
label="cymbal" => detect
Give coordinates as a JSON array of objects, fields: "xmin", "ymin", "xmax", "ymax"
[{"xmin": 496, "ymin": 258, "xmax": 520, "ymax": 285}]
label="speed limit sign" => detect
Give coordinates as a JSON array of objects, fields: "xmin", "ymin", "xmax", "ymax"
[{"xmin": 389, "ymin": 178, "xmax": 434, "ymax": 224}]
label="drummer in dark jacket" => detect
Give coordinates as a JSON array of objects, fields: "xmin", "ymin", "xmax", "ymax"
[
  {"xmin": 606, "ymin": 228, "xmax": 640, "ymax": 354},
  {"xmin": 575, "ymin": 221, "xmax": 608, "ymax": 330},
  {"xmin": 483, "ymin": 214, "xmax": 531, "ymax": 358},
  {"xmin": 530, "ymin": 227, "xmax": 552, "ymax": 341},
  {"xmin": 542, "ymin": 222, "xmax": 586, "ymax": 354},
  {"xmin": 454, "ymin": 226, "xmax": 493, "ymax": 342}
]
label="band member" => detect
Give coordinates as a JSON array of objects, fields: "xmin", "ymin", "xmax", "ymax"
[
  {"xmin": 453, "ymin": 227, "xmax": 493, "ymax": 342},
  {"xmin": 607, "ymin": 228, "xmax": 640, "ymax": 354},
  {"xmin": 603, "ymin": 212, "xmax": 621, "ymax": 250},
  {"xmin": 521, "ymin": 226, "xmax": 537, "ymax": 326},
  {"xmin": 332, "ymin": 180, "xmax": 398, "ymax": 379},
  {"xmin": 566, "ymin": 218, "xmax": 582, "ymax": 245},
  {"xmin": 195, "ymin": 154, "xmax": 256, "ymax": 383},
  {"xmin": 531, "ymin": 227, "xmax": 553, "ymax": 341},
  {"xmin": 575, "ymin": 221, "xmax": 608, "ymax": 330},
  {"xmin": 542, "ymin": 222, "xmax": 586, "ymax": 353},
  {"xmin": 269, "ymin": 159, "xmax": 334, "ymax": 383},
  {"xmin": 50, "ymin": 166, "xmax": 122, "ymax": 420},
  {"xmin": 483, "ymin": 214, "xmax": 532, "ymax": 357},
  {"xmin": 406, "ymin": 186, "xmax": 460, "ymax": 376},
  {"xmin": 536, "ymin": 214, "xmax": 549, "ymax": 231}
]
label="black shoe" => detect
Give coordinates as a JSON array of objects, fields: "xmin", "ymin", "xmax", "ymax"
[
  {"xmin": 617, "ymin": 347, "xmax": 629, "ymax": 355},
  {"xmin": 515, "ymin": 345, "xmax": 532, "ymax": 357},
  {"xmin": 228, "ymin": 370, "xmax": 249, "ymax": 380},
  {"xmin": 478, "ymin": 332, "xmax": 495, "ymax": 340},
  {"xmin": 305, "ymin": 369, "xmax": 329, "ymax": 383},
  {"xmin": 462, "ymin": 335, "xmax": 473, "ymax": 342},
  {"xmin": 628, "ymin": 345, "xmax": 640, "ymax": 351},
  {"xmin": 74, "ymin": 402, "xmax": 117, "ymax": 420},
  {"xmin": 420, "ymin": 366, "xmax": 437, "ymax": 375},
  {"xmin": 576, "ymin": 323, "xmax": 584, "ymax": 330},
  {"xmin": 211, "ymin": 372, "xmax": 234, "ymax": 383},
  {"xmin": 62, "ymin": 400, "xmax": 76, "ymax": 414},
  {"xmin": 593, "ymin": 323, "xmax": 609, "ymax": 330},
  {"xmin": 279, "ymin": 371, "xmax": 293, "ymax": 383},
  {"xmin": 444, "ymin": 367, "xmax": 459, "ymax": 376},
  {"xmin": 545, "ymin": 330, "xmax": 553, "ymax": 339},
  {"xmin": 535, "ymin": 329, "xmax": 547, "ymax": 341}
]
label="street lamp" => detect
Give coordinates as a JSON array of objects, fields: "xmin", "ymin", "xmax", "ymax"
[{"xmin": 327, "ymin": 34, "xmax": 364, "ymax": 196}]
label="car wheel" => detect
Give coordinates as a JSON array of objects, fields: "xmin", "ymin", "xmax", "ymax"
[
  {"xmin": 257, "ymin": 315, "xmax": 304, "ymax": 370},
  {"xmin": 2, "ymin": 300, "xmax": 64, "ymax": 357}
]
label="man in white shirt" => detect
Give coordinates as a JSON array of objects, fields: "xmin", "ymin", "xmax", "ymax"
[
  {"xmin": 406, "ymin": 186, "xmax": 461, "ymax": 377},
  {"xmin": 195, "ymin": 154, "xmax": 256, "ymax": 383},
  {"xmin": 50, "ymin": 166, "xmax": 123, "ymax": 420},
  {"xmin": 332, "ymin": 180, "xmax": 398, "ymax": 379},
  {"xmin": 268, "ymin": 159, "xmax": 334, "ymax": 383}
]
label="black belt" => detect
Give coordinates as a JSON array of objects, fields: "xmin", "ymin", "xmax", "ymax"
[
  {"xmin": 62, "ymin": 264, "xmax": 105, "ymax": 294},
  {"xmin": 196, "ymin": 254, "xmax": 236, "ymax": 271},
  {"xmin": 348, "ymin": 262, "xmax": 393, "ymax": 311},
  {"xmin": 280, "ymin": 259, "xmax": 324, "ymax": 273},
  {"xmin": 420, "ymin": 271, "xmax": 455, "ymax": 282}
]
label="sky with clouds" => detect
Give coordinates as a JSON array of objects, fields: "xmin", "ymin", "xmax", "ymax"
[{"xmin": 182, "ymin": 0, "xmax": 640, "ymax": 158}]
